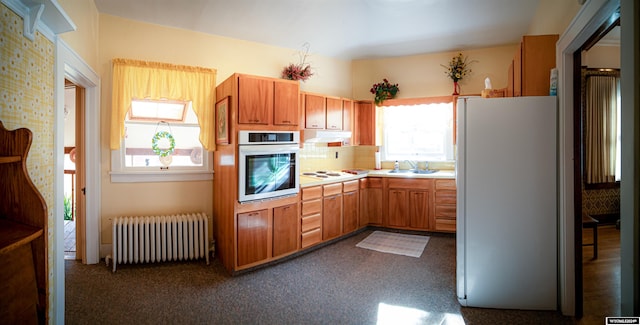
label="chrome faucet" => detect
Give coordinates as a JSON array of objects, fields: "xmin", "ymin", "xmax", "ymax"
[{"xmin": 405, "ymin": 160, "xmax": 417, "ymax": 170}]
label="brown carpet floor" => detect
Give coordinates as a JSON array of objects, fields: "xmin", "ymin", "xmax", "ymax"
[{"xmin": 65, "ymin": 229, "xmax": 575, "ymax": 324}]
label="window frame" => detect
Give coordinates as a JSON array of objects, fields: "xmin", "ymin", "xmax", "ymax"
[
  {"xmin": 377, "ymin": 96, "xmax": 456, "ymax": 163},
  {"xmin": 110, "ymin": 99, "xmax": 213, "ymax": 183}
]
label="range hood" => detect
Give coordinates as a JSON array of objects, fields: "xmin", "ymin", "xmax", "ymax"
[{"xmin": 303, "ymin": 129, "xmax": 352, "ymax": 143}]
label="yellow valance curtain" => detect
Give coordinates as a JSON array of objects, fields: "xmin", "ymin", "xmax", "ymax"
[{"xmin": 110, "ymin": 59, "xmax": 217, "ymax": 151}]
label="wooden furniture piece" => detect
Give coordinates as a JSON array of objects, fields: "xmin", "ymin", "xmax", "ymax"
[
  {"xmin": 583, "ymin": 213, "xmax": 599, "ymax": 259},
  {"xmin": 507, "ymin": 34, "xmax": 559, "ymax": 97},
  {"xmin": 0, "ymin": 121, "xmax": 48, "ymax": 323}
]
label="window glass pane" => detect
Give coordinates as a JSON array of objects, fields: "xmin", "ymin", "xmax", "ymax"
[
  {"xmin": 123, "ymin": 101, "xmax": 204, "ymax": 168},
  {"xmin": 130, "ymin": 100, "xmax": 186, "ymax": 121},
  {"xmin": 381, "ymin": 103, "xmax": 454, "ymax": 161}
]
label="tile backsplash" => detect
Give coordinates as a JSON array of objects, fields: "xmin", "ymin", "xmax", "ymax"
[{"xmin": 299, "ymin": 144, "xmax": 455, "ymax": 171}]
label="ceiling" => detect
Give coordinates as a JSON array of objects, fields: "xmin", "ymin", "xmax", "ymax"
[{"xmin": 94, "ymin": 0, "xmax": 545, "ymax": 60}]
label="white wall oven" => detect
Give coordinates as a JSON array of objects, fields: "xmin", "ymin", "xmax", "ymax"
[{"xmin": 238, "ymin": 131, "xmax": 300, "ymax": 202}]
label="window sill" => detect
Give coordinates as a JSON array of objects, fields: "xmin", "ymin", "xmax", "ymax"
[{"xmin": 110, "ymin": 170, "xmax": 214, "ymax": 183}]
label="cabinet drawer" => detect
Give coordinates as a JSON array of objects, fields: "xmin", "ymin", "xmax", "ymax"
[
  {"xmin": 323, "ymin": 183, "xmax": 342, "ymax": 196},
  {"xmin": 435, "ymin": 218, "xmax": 456, "ymax": 232},
  {"xmin": 360, "ymin": 177, "xmax": 382, "ymax": 189},
  {"xmin": 301, "ymin": 213, "xmax": 321, "ymax": 232},
  {"xmin": 302, "ymin": 186, "xmax": 322, "ymax": 200},
  {"xmin": 435, "ymin": 179, "xmax": 456, "ymax": 191},
  {"xmin": 435, "ymin": 191, "xmax": 456, "ymax": 204},
  {"xmin": 387, "ymin": 178, "xmax": 432, "ymax": 190},
  {"xmin": 301, "ymin": 199, "xmax": 321, "ymax": 215},
  {"xmin": 301, "ymin": 228, "xmax": 322, "ymax": 248},
  {"xmin": 435, "ymin": 204, "xmax": 456, "ymax": 218},
  {"xmin": 343, "ymin": 180, "xmax": 359, "ymax": 192}
]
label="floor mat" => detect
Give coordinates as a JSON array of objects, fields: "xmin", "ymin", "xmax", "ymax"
[{"xmin": 356, "ymin": 231, "xmax": 430, "ymax": 258}]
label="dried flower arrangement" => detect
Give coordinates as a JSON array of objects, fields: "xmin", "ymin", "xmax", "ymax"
[
  {"xmin": 370, "ymin": 78, "xmax": 399, "ymax": 105},
  {"xmin": 441, "ymin": 52, "xmax": 474, "ymax": 82},
  {"xmin": 282, "ymin": 43, "xmax": 314, "ymax": 82}
]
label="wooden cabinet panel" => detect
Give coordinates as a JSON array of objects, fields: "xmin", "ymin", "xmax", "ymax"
[
  {"xmin": 302, "ymin": 186, "xmax": 322, "ymax": 201},
  {"xmin": 433, "ymin": 178, "xmax": 457, "ymax": 233},
  {"xmin": 435, "ymin": 179, "xmax": 456, "ymax": 191},
  {"xmin": 388, "ymin": 189, "xmax": 408, "ymax": 227},
  {"xmin": 435, "ymin": 204, "xmax": 456, "ymax": 218},
  {"xmin": 342, "ymin": 99, "xmax": 353, "ymax": 131},
  {"xmin": 273, "ymin": 204, "xmax": 298, "ymax": 257},
  {"xmin": 238, "ymin": 76, "xmax": 272, "ymax": 124},
  {"xmin": 301, "ymin": 213, "xmax": 321, "ymax": 232},
  {"xmin": 388, "ymin": 178, "xmax": 433, "ymax": 190},
  {"xmin": 326, "ymin": 97, "xmax": 343, "ymax": 130},
  {"xmin": 343, "ymin": 180, "xmax": 359, "ymax": 192},
  {"xmin": 273, "ymin": 81, "xmax": 299, "ymax": 126},
  {"xmin": 322, "ymin": 194, "xmax": 342, "ymax": 240},
  {"xmin": 435, "ymin": 218, "xmax": 456, "ymax": 232},
  {"xmin": 305, "ymin": 94, "xmax": 326, "ymax": 129},
  {"xmin": 409, "ymin": 190, "xmax": 429, "ymax": 229},
  {"xmin": 301, "ymin": 228, "xmax": 321, "ymax": 248},
  {"xmin": 302, "ymin": 199, "xmax": 321, "ymax": 215},
  {"xmin": 360, "ymin": 178, "xmax": 382, "ymax": 226},
  {"xmin": 511, "ymin": 34, "xmax": 559, "ymax": 97},
  {"xmin": 323, "ymin": 183, "xmax": 342, "ymax": 196},
  {"xmin": 342, "ymin": 190, "xmax": 358, "ymax": 233},
  {"xmin": 355, "ymin": 101, "xmax": 375, "ymax": 145},
  {"xmin": 237, "ymin": 209, "xmax": 269, "ymax": 266}
]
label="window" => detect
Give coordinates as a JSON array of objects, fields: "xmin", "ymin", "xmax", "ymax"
[
  {"xmin": 111, "ymin": 99, "xmax": 212, "ymax": 183},
  {"xmin": 109, "ymin": 59, "xmax": 216, "ymax": 183},
  {"xmin": 381, "ymin": 102, "xmax": 454, "ymax": 162}
]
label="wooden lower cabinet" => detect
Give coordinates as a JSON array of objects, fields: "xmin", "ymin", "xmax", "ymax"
[
  {"xmin": 342, "ymin": 190, "xmax": 359, "ymax": 233},
  {"xmin": 359, "ymin": 178, "xmax": 382, "ymax": 226},
  {"xmin": 385, "ymin": 178, "xmax": 431, "ymax": 230},
  {"xmin": 322, "ymin": 183, "xmax": 343, "ymax": 240},
  {"xmin": 273, "ymin": 203, "xmax": 298, "ymax": 257},
  {"xmin": 409, "ymin": 190, "xmax": 430, "ymax": 229},
  {"xmin": 237, "ymin": 209, "xmax": 269, "ymax": 267},
  {"xmin": 301, "ymin": 186, "xmax": 322, "ymax": 248},
  {"xmin": 433, "ymin": 179, "xmax": 457, "ymax": 232}
]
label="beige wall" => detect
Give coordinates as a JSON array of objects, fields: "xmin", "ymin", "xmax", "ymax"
[
  {"xmin": 97, "ymin": 14, "xmax": 352, "ymax": 248},
  {"xmin": 584, "ymin": 45, "xmax": 621, "ymax": 69},
  {"xmin": 352, "ymin": 45, "xmax": 518, "ymax": 100},
  {"xmin": 58, "ymin": 0, "xmax": 99, "ymax": 70},
  {"xmin": 527, "ymin": 0, "xmax": 582, "ymax": 36}
]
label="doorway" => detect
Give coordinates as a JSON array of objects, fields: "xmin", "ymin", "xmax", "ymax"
[
  {"xmin": 574, "ymin": 15, "xmax": 621, "ymax": 320},
  {"xmin": 63, "ymin": 80, "xmax": 86, "ymax": 261}
]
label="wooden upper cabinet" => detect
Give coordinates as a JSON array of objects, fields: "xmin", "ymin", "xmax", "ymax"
[
  {"xmin": 355, "ymin": 101, "xmax": 376, "ymax": 145},
  {"xmin": 273, "ymin": 81, "xmax": 299, "ymax": 126},
  {"xmin": 305, "ymin": 94, "xmax": 326, "ymax": 129},
  {"xmin": 237, "ymin": 74, "xmax": 299, "ymax": 126},
  {"xmin": 342, "ymin": 99, "xmax": 353, "ymax": 131},
  {"xmin": 325, "ymin": 97, "xmax": 343, "ymax": 130},
  {"xmin": 238, "ymin": 76, "xmax": 272, "ymax": 124},
  {"xmin": 512, "ymin": 34, "xmax": 559, "ymax": 97}
]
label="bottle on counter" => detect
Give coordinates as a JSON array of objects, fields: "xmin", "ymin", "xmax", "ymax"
[
  {"xmin": 394, "ymin": 160, "xmax": 399, "ymax": 171},
  {"xmin": 375, "ymin": 147, "xmax": 381, "ymax": 170}
]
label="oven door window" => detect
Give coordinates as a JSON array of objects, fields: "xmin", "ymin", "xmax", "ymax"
[{"xmin": 245, "ymin": 153, "xmax": 296, "ymax": 195}]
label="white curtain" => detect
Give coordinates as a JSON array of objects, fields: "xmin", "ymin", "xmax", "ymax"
[{"xmin": 585, "ymin": 75, "xmax": 618, "ymax": 184}]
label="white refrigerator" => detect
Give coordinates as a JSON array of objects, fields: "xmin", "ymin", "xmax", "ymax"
[{"xmin": 456, "ymin": 96, "xmax": 557, "ymax": 310}]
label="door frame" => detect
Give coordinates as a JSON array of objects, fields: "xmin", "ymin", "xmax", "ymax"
[{"xmin": 54, "ymin": 40, "xmax": 100, "ymax": 323}]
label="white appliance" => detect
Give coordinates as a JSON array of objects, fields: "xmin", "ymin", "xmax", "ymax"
[{"xmin": 456, "ymin": 96, "xmax": 558, "ymax": 310}]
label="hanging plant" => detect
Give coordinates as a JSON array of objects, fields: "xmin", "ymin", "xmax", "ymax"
[{"xmin": 370, "ymin": 78, "xmax": 399, "ymax": 105}]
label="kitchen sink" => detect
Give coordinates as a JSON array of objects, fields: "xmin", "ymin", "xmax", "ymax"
[{"xmin": 387, "ymin": 169, "xmax": 437, "ymax": 174}]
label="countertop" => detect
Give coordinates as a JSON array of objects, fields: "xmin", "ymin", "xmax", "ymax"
[{"xmin": 300, "ymin": 169, "xmax": 456, "ymax": 187}]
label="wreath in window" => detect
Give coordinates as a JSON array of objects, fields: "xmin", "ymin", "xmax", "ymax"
[{"xmin": 151, "ymin": 131, "xmax": 175, "ymax": 157}]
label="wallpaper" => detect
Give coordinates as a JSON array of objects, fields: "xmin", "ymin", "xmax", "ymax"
[{"xmin": 0, "ymin": 2, "xmax": 56, "ymax": 318}]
